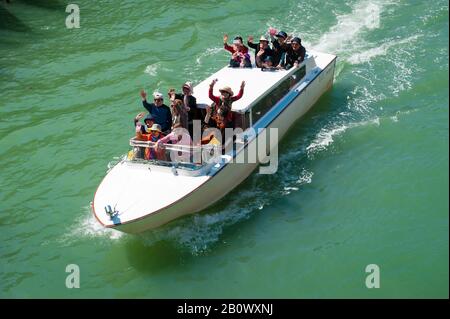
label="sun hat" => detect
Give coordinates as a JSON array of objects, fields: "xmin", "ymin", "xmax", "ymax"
[
  {"xmin": 149, "ymin": 123, "xmax": 162, "ymax": 132},
  {"xmin": 259, "ymin": 35, "xmax": 269, "ymax": 42},
  {"xmin": 219, "ymin": 86, "xmax": 234, "ymax": 96}
]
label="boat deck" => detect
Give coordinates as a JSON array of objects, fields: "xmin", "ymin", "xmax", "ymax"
[{"xmin": 193, "ymin": 56, "xmax": 311, "ymax": 113}]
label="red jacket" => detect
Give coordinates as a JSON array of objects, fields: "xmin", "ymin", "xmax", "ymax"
[
  {"xmin": 209, "ymin": 85, "xmax": 244, "ymax": 125},
  {"xmin": 208, "ymin": 86, "xmax": 244, "ymax": 105},
  {"xmin": 224, "ymin": 43, "xmax": 249, "ymax": 55}
]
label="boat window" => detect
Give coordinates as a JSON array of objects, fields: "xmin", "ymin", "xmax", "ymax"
[
  {"xmin": 290, "ymin": 64, "xmax": 307, "ymax": 88},
  {"xmin": 233, "ymin": 111, "xmax": 251, "ymax": 131},
  {"xmin": 251, "ymin": 65, "xmax": 306, "ymax": 124}
]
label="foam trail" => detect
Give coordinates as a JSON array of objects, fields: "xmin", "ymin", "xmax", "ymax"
[
  {"xmin": 138, "ymin": 190, "xmax": 263, "ymax": 255},
  {"xmin": 348, "ymin": 35, "xmax": 420, "ymax": 64},
  {"xmin": 281, "ymin": 169, "xmax": 314, "ymax": 195},
  {"xmin": 184, "ymin": 47, "xmax": 224, "ymax": 80},
  {"xmin": 312, "ymin": 0, "xmax": 394, "ymax": 54},
  {"xmin": 144, "ymin": 63, "xmax": 159, "ymax": 76},
  {"xmin": 195, "ymin": 47, "xmax": 223, "ymax": 65},
  {"xmin": 297, "ymin": 169, "xmax": 314, "ymax": 185},
  {"xmin": 306, "ymin": 118, "xmax": 380, "ymax": 157}
]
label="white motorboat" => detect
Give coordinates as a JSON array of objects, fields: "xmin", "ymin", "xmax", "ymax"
[{"xmin": 91, "ymin": 49, "xmax": 337, "ymax": 233}]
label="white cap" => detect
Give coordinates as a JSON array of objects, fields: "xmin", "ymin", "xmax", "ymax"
[
  {"xmin": 182, "ymin": 81, "xmax": 193, "ymax": 94},
  {"xmin": 153, "ymin": 92, "xmax": 164, "ymax": 99}
]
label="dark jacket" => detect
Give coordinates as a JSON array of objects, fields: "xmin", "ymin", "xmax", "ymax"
[
  {"xmin": 271, "ymin": 39, "xmax": 290, "ymax": 66},
  {"xmin": 174, "ymin": 93, "xmax": 202, "ymax": 122},
  {"xmin": 142, "ymin": 101, "xmax": 172, "ymax": 132},
  {"xmin": 247, "ymin": 41, "xmax": 274, "ymax": 67},
  {"xmin": 282, "ymin": 45, "xmax": 306, "ymax": 69}
]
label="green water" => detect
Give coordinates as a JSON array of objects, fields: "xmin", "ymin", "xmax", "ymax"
[{"xmin": 0, "ymin": 0, "xmax": 448, "ymax": 298}]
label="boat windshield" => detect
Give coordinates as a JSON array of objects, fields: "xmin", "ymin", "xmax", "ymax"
[{"xmin": 127, "ymin": 137, "xmax": 222, "ymax": 170}]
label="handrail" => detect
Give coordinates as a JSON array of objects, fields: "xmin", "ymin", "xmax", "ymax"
[
  {"xmin": 128, "ymin": 137, "xmax": 223, "ymax": 169},
  {"xmin": 129, "ymin": 138, "xmax": 219, "ymax": 153}
]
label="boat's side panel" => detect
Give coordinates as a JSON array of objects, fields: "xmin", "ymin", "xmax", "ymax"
[{"xmin": 114, "ymin": 58, "xmax": 336, "ymax": 233}]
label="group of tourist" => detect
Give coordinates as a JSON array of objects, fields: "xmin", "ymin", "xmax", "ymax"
[
  {"xmin": 133, "ymin": 82, "xmax": 197, "ymax": 160},
  {"xmin": 133, "ymin": 79, "xmax": 245, "ymax": 160},
  {"xmin": 133, "ymin": 28, "xmax": 306, "ymax": 161},
  {"xmin": 224, "ymin": 28, "xmax": 306, "ymax": 70}
]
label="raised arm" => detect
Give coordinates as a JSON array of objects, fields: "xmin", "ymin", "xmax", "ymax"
[
  {"xmin": 222, "ymin": 34, "xmax": 235, "ymax": 54},
  {"xmin": 224, "ymin": 43, "xmax": 235, "ymax": 54},
  {"xmin": 134, "ymin": 112, "xmax": 146, "ymax": 127},
  {"xmin": 247, "ymin": 36, "xmax": 258, "ymax": 50},
  {"xmin": 208, "ymin": 79, "xmax": 220, "ymax": 104},
  {"xmin": 168, "ymin": 88, "xmax": 176, "ymax": 101},
  {"xmin": 140, "ymin": 89, "xmax": 153, "ymax": 113},
  {"xmin": 232, "ymin": 81, "xmax": 245, "ymax": 101}
]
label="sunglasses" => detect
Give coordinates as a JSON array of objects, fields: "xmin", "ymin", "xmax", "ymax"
[{"xmin": 154, "ymin": 98, "xmax": 163, "ymax": 101}]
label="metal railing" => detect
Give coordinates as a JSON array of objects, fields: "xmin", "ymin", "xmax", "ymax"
[{"xmin": 127, "ymin": 137, "xmax": 222, "ymax": 170}]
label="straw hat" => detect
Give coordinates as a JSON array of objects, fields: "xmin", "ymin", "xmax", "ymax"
[
  {"xmin": 219, "ymin": 86, "xmax": 234, "ymax": 96},
  {"xmin": 259, "ymin": 35, "xmax": 269, "ymax": 42}
]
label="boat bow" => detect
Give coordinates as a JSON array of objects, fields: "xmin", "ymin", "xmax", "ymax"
[{"xmin": 92, "ymin": 160, "xmax": 211, "ymax": 228}]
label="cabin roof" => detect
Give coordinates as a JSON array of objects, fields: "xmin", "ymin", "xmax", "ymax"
[{"xmin": 193, "ymin": 64, "xmax": 294, "ymax": 113}]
